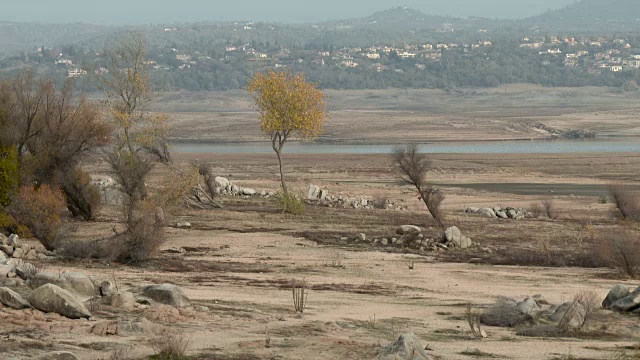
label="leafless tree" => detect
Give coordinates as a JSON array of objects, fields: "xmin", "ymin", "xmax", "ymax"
[{"xmin": 392, "ymin": 144, "xmax": 446, "ymax": 228}]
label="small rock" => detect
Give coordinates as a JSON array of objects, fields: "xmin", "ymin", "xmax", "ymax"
[
  {"xmin": 100, "ymin": 281, "xmax": 116, "ymax": 297},
  {"xmin": 242, "ymin": 188, "xmax": 256, "ymax": 196},
  {"xmin": 0, "ymin": 287, "xmax": 30, "ymax": 309},
  {"xmin": 142, "ymin": 284, "xmax": 190, "ymax": 307},
  {"xmin": 377, "ymin": 333, "xmax": 433, "ymax": 360},
  {"xmin": 7, "ymin": 234, "xmax": 19, "ymax": 247},
  {"xmin": 358, "ymin": 233, "xmax": 367, "ymax": 242},
  {"xmin": 110, "ymin": 291, "xmax": 135, "ymax": 309},
  {"xmin": 396, "ymin": 225, "xmax": 422, "ymax": 235},
  {"xmin": 176, "ymin": 222, "xmax": 192, "ymax": 229}
]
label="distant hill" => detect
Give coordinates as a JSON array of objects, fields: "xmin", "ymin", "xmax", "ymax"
[
  {"xmin": 0, "ymin": 22, "xmax": 116, "ymax": 56},
  {"xmin": 526, "ymin": 0, "xmax": 640, "ymax": 30}
]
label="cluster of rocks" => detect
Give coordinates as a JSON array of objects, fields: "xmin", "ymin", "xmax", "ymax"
[
  {"xmin": 349, "ymin": 225, "xmax": 473, "ymax": 251},
  {"xmin": 307, "ymin": 185, "xmax": 406, "ymax": 211},
  {"xmin": 465, "ymin": 206, "xmax": 528, "ymax": 220},
  {"xmin": 602, "ymin": 284, "xmax": 640, "ymax": 313},
  {"xmin": 213, "ymin": 176, "xmax": 273, "ymax": 197},
  {"xmin": 90, "ymin": 175, "xmax": 124, "ymax": 206},
  {"xmin": 489, "ymin": 294, "xmax": 588, "ymax": 330},
  {"xmin": 0, "ymin": 234, "xmax": 49, "ymax": 278}
]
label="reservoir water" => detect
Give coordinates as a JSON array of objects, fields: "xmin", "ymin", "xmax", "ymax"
[{"xmin": 173, "ymin": 139, "xmax": 640, "ymax": 155}]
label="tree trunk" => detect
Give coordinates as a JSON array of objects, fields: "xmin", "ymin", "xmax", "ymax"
[{"xmin": 275, "ymin": 149, "xmax": 287, "ymax": 195}]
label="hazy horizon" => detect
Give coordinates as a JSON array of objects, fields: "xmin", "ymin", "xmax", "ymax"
[{"xmin": 1, "ymin": 0, "xmax": 577, "ymax": 25}]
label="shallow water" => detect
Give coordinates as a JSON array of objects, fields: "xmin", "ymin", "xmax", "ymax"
[{"xmin": 173, "ymin": 139, "xmax": 640, "ymax": 155}]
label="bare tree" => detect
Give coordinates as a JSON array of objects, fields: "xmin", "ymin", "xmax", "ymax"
[{"xmin": 392, "ymin": 144, "xmax": 446, "ymax": 228}]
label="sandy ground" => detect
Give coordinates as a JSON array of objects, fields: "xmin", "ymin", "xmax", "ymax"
[{"xmin": 3, "ymin": 85, "xmax": 640, "ymax": 359}]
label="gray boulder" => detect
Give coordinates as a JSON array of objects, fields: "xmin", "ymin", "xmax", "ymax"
[
  {"xmin": 142, "ymin": 284, "xmax": 190, "ymax": 307},
  {"xmin": 242, "ymin": 188, "xmax": 256, "ymax": 196},
  {"xmin": 478, "ymin": 208, "xmax": 496, "ymax": 218},
  {"xmin": 396, "ymin": 225, "xmax": 422, "ymax": 236},
  {"xmin": 0, "ymin": 244, "xmax": 13, "ymax": 256},
  {"xmin": 444, "ymin": 226, "xmax": 472, "ymax": 249},
  {"xmin": 610, "ymin": 292, "xmax": 640, "ymax": 312},
  {"xmin": 100, "ymin": 280, "xmax": 116, "ymax": 297},
  {"xmin": 0, "ymin": 287, "xmax": 30, "ymax": 309},
  {"xmin": 465, "ymin": 207, "xmax": 480, "ymax": 213},
  {"xmin": 0, "ymin": 264, "xmax": 15, "ymax": 278},
  {"xmin": 496, "ymin": 211, "xmax": 508, "ymax": 219},
  {"xmin": 308, "ymin": 185, "xmax": 320, "ymax": 199},
  {"xmin": 31, "ymin": 271, "xmax": 98, "ymax": 301},
  {"xmin": 110, "ymin": 291, "xmax": 135, "ymax": 309},
  {"xmin": 602, "ymin": 284, "xmax": 631, "ymax": 309},
  {"xmin": 176, "ymin": 221, "xmax": 192, "ymax": 229},
  {"xmin": 34, "ymin": 351, "xmax": 78, "ymax": 360},
  {"xmin": 7, "ymin": 234, "xmax": 19, "ymax": 247},
  {"xmin": 29, "ymin": 284, "xmax": 91, "ymax": 319},
  {"xmin": 0, "ymin": 233, "xmax": 6, "ymax": 245},
  {"xmin": 548, "ymin": 302, "xmax": 586, "ymax": 328},
  {"xmin": 517, "ymin": 297, "xmax": 541, "ymax": 315},
  {"xmin": 377, "ymin": 333, "xmax": 433, "ymax": 360},
  {"xmin": 214, "ymin": 177, "xmax": 230, "ymax": 190}
]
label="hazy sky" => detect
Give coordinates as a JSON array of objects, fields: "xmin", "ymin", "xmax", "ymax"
[{"xmin": 1, "ymin": 0, "xmax": 577, "ymax": 24}]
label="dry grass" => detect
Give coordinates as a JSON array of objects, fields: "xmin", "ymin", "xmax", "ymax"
[
  {"xmin": 292, "ymin": 280, "xmax": 309, "ymax": 314},
  {"xmin": 610, "ymin": 183, "xmax": 640, "ymax": 221},
  {"xmin": 593, "ymin": 230, "xmax": 640, "ymax": 278},
  {"xmin": 149, "ymin": 333, "xmax": 191, "ymax": 360}
]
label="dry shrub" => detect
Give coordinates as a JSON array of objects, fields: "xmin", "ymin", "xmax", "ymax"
[
  {"xmin": 610, "ymin": 184, "xmax": 640, "ymax": 221},
  {"xmin": 372, "ymin": 196, "xmax": 389, "ymax": 209},
  {"xmin": 480, "ymin": 297, "xmax": 534, "ymax": 328},
  {"xmin": 118, "ymin": 199, "xmax": 166, "ymax": 263},
  {"xmin": 60, "ymin": 167, "xmax": 102, "ymax": 220},
  {"xmin": 516, "ymin": 325, "xmax": 563, "ymax": 337},
  {"xmin": 149, "ymin": 333, "xmax": 190, "ymax": 360},
  {"xmin": 466, "ymin": 303, "xmax": 483, "ymax": 338},
  {"xmin": 594, "ymin": 230, "xmax": 640, "ymax": 278},
  {"xmin": 8, "ymin": 185, "xmax": 66, "ymax": 250},
  {"xmin": 529, "ymin": 203, "xmax": 544, "ymax": 218},
  {"xmin": 392, "ymin": 144, "xmax": 446, "ymax": 228},
  {"xmin": 573, "ymin": 291, "xmax": 600, "ymax": 330},
  {"xmin": 292, "ymin": 279, "xmax": 309, "ymax": 313},
  {"xmin": 541, "ymin": 198, "xmax": 558, "ymax": 219}
]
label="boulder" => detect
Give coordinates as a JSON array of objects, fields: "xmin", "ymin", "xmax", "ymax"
[
  {"xmin": 358, "ymin": 233, "xmax": 367, "ymax": 242},
  {"xmin": 176, "ymin": 222, "xmax": 192, "ymax": 229},
  {"xmin": 320, "ymin": 189, "xmax": 329, "ymax": 201},
  {"xmin": 507, "ymin": 209, "xmax": 518, "ymax": 219},
  {"xmin": 396, "ymin": 225, "xmax": 422, "ymax": 236},
  {"xmin": 517, "ymin": 297, "xmax": 541, "ymax": 315},
  {"xmin": 602, "ymin": 284, "xmax": 631, "ymax": 309},
  {"xmin": 103, "ymin": 188, "xmax": 124, "ymax": 206},
  {"xmin": 444, "ymin": 226, "xmax": 462, "ymax": 242},
  {"xmin": 478, "ymin": 208, "xmax": 496, "ymax": 218},
  {"xmin": 610, "ymin": 292, "xmax": 640, "ymax": 312},
  {"xmin": 100, "ymin": 280, "xmax": 116, "ymax": 297},
  {"xmin": 548, "ymin": 302, "xmax": 586, "ymax": 329},
  {"xmin": 0, "ymin": 287, "xmax": 30, "ymax": 309},
  {"xmin": 31, "ymin": 271, "xmax": 98, "ymax": 301},
  {"xmin": 142, "ymin": 284, "xmax": 190, "ymax": 307},
  {"xmin": 110, "ymin": 291, "xmax": 135, "ymax": 309},
  {"xmin": 0, "ymin": 244, "xmax": 13, "ymax": 256},
  {"xmin": 0, "ymin": 251, "xmax": 6, "ymax": 261},
  {"xmin": 214, "ymin": 177, "xmax": 230, "ymax": 190},
  {"xmin": 0, "ymin": 233, "xmax": 7, "ymax": 245},
  {"xmin": 465, "ymin": 207, "xmax": 480, "ymax": 213},
  {"xmin": 308, "ymin": 185, "xmax": 320, "ymax": 199},
  {"xmin": 7, "ymin": 234, "xmax": 19, "ymax": 247},
  {"xmin": 496, "ymin": 211, "xmax": 508, "ymax": 219},
  {"xmin": 241, "ymin": 188, "xmax": 256, "ymax": 196},
  {"xmin": 34, "ymin": 352, "xmax": 79, "ymax": 360},
  {"xmin": 0, "ymin": 263, "xmax": 15, "ymax": 277},
  {"xmin": 29, "ymin": 284, "xmax": 91, "ymax": 319},
  {"xmin": 15, "ymin": 262, "xmax": 38, "ymax": 280},
  {"xmin": 12, "ymin": 247, "xmax": 25, "ymax": 259},
  {"xmin": 377, "ymin": 333, "xmax": 433, "ymax": 360}
]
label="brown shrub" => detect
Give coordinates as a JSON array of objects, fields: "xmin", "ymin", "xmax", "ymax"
[
  {"xmin": 8, "ymin": 185, "xmax": 66, "ymax": 250},
  {"xmin": 529, "ymin": 203, "xmax": 544, "ymax": 218},
  {"xmin": 117, "ymin": 200, "xmax": 166, "ymax": 263},
  {"xmin": 594, "ymin": 230, "xmax": 640, "ymax": 278},
  {"xmin": 541, "ymin": 198, "xmax": 558, "ymax": 219},
  {"xmin": 392, "ymin": 144, "xmax": 446, "ymax": 228},
  {"xmin": 149, "ymin": 333, "xmax": 190, "ymax": 359},
  {"xmin": 609, "ymin": 184, "xmax": 640, "ymax": 221},
  {"xmin": 60, "ymin": 167, "xmax": 102, "ymax": 220}
]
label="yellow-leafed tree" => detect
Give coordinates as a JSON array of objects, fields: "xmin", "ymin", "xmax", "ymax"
[{"xmin": 248, "ymin": 71, "xmax": 327, "ymax": 195}]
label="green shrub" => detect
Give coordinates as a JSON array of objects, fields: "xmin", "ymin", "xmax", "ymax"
[
  {"xmin": 274, "ymin": 190, "xmax": 305, "ymax": 215},
  {"xmin": 0, "ymin": 146, "xmax": 19, "ymax": 207}
]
